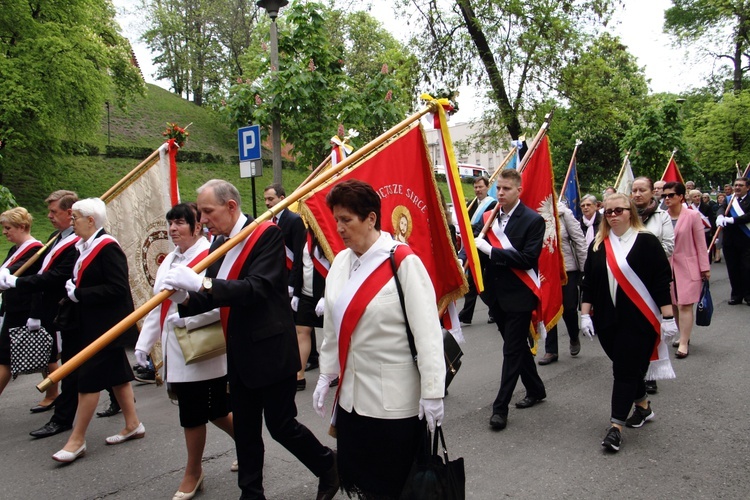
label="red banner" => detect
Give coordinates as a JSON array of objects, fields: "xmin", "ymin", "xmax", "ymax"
[
  {"xmin": 520, "ymin": 136, "xmax": 564, "ymax": 336},
  {"xmin": 661, "ymin": 156, "xmax": 684, "ymax": 184},
  {"xmin": 300, "ymin": 125, "xmax": 466, "ymax": 307}
]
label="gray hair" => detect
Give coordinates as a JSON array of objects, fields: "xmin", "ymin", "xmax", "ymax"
[
  {"xmin": 72, "ymin": 198, "xmax": 107, "ymax": 228},
  {"xmin": 581, "ymin": 194, "xmax": 598, "ymax": 205},
  {"xmin": 197, "ymin": 179, "xmax": 241, "ymax": 208}
]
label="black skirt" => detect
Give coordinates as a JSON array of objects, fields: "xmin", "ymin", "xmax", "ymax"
[
  {"xmin": 295, "ymin": 294, "xmax": 324, "ymax": 328},
  {"xmin": 335, "ymin": 406, "xmax": 422, "ymax": 499},
  {"xmin": 77, "ymin": 346, "xmax": 134, "ymax": 393}
]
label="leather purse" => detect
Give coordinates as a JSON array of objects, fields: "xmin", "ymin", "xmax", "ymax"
[
  {"xmin": 173, "ymin": 321, "xmax": 226, "ymax": 365},
  {"xmin": 53, "ymin": 297, "xmax": 79, "ymax": 330}
]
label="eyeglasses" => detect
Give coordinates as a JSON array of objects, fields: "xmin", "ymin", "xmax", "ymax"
[
  {"xmin": 70, "ymin": 215, "xmax": 79, "ymax": 222},
  {"xmin": 661, "ymin": 193, "xmax": 678, "ymax": 199},
  {"xmin": 603, "ymin": 207, "xmax": 630, "ymax": 217}
]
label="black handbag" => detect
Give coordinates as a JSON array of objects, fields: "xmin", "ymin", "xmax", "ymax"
[
  {"xmin": 390, "ymin": 247, "xmax": 464, "ymax": 390},
  {"xmin": 53, "ymin": 297, "xmax": 79, "ymax": 330},
  {"xmin": 9, "ymin": 326, "xmax": 53, "ymax": 379},
  {"xmin": 400, "ymin": 425, "xmax": 466, "ymax": 500},
  {"xmin": 696, "ymin": 279, "xmax": 713, "ymax": 326}
]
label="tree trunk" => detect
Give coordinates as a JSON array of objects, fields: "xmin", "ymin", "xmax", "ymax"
[
  {"xmin": 456, "ymin": 0, "xmax": 522, "ymax": 139},
  {"xmin": 733, "ymin": 39, "xmax": 743, "ymax": 93}
]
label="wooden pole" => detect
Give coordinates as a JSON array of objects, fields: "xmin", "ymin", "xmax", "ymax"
[
  {"xmin": 613, "ymin": 151, "xmax": 631, "ymax": 191},
  {"xmin": 37, "ymin": 106, "xmax": 434, "ymax": 392},
  {"xmin": 660, "ymin": 149, "xmax": 677, "ymax": 181},
  {"xmin": 10, "ymin": 235, "xmax": 57, "ymax": 277},
  {"xmin": 706, "ymin": 195, "xmax": 735, "ymax": 254},
  {"xmin": 466, "ymin": 147, "xmax": 518, "ymax": 213},
  {"xmin": 295, "ymin": 154, "xmax": 332, "ymax": 192},
  {"xmin": 558, "ymin": 141, "xmax": 582, "ymax": 202},
  {"xmin": 101, "ymin": 149, "xmax": 161, "ymax": 202}
]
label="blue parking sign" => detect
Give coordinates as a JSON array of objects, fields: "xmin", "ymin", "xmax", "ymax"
[{"xmin": 238, "ymin": 125, "xmax": 261, "ymax": 161}]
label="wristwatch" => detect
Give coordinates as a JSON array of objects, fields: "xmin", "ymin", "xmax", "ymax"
[{"xmin": 202, "ymin": 277, "xmax": 213, "ymax": 294}]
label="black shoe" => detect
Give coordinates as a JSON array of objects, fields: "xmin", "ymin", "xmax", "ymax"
[
  {"xmin": 489, "ymin": 413, "xmax": 507, "ymax": 430},
  {"xmin": 645, "ymin": 380, "xmax": 658, "ymax": 394},
  {"xmin": 306, "ymin": 358, "xmax": 320, "ymax": 371},
  {"xmin": 30, "ymin": 398, "xmax": 57, "ymax": 413},
  {"xmin": 570, "ymin": 337, "xmax": 581, "ymax": 356},
  {"xmin": 487, "ymin": 316, "xmax": 495, "ymax": 324},
  {"xmin": 538, "ymin": 353, "xmax": 558, "ymax": 366},
  {"xmin": 296, "ymin": 378, "xmax": 306, "ymax": 391},
  {"xmin": 601, "ymin": 426, "xmax": 622, "ymax": 452},
  {"xmin": 515, "ymin": 395, "xmax": 546, "ymax": 409},
  {"xmin": 728, "ymin": 298, "xmax": 742, "ymax": 305},
  {"xmin": 625, "ymin": 402, "xmax": 655, "ymax": 428},
  {"xmin": 96, "ymin": 402, "xmax": 121, "ymax": 418},
  {"xmin": 133, "ymin": 365, "xmax": 156, "ymax": 384},
  {"xmin": 29, "ymin": 420, "xmax": 72, "ymax": 438},
  {"xmin": 316, "ymin": 451, "xmax": 339, "ymax": 500}
]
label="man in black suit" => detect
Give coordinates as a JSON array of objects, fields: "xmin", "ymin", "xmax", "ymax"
[
  {"xmin": 474, "ymin": 169, "xmax": 546, "ymax": 431},
  {"xmin": 2, "ymin": 190, "xmax": 80, "ymax": 438},
  {"xmin": 717, "ymin": 177, "xmax": 750, "ymax": 305},
  {"xmin": 164, "ymin": 179, "xmax": 337, "ymax": 500}
]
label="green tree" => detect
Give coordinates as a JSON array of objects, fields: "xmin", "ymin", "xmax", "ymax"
[
  {"xmin": 0, "ymin": 0, "xmax": 143, "ymax": 176},
  {"xmin": 664, "ymin": 0, "xmax": 750, "ymax": 92},
  {"xmin": 400, "ymin": 0, "xmax": 618, "ymax": 139},
  {"xmin": 223, "ymin": 2, "xmax": 414, "ymax": 169}
]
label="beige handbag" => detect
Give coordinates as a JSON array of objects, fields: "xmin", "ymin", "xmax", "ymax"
[{"xmin": 173, "ymin": 322, "xmax": 226, "ymax": 364}]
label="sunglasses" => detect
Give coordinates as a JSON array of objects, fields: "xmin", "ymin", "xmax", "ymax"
[
  {"xmin": 603, "ymin": 207, "xmax": 630, "ymax": 217},
  {"xmin": 661, "ymin": 192, "xmax": 678, "ymax": 199}
]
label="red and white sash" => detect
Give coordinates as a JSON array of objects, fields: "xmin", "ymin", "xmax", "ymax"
[
  {"xmin": 39, "ymin": 233, "xmax": 80, "ymax": 273},
  {"xmin": 329, "ymin": 240, "xmax": 411, "ymax": 417},
  {"xmin": 215, "ymin": 220, "xmax": 275, "ymax": 337},
  {"xmin": 1, "ymin": 238, "xmax": 43, "ymax": 271},
  {"xmin": 603, "ymin": 233, "xmax": 675, "ymax": 380},
  {"xmin": 729, "ymin": 196, "xmax": 750, "ymax": 237},
  {"xmin": 307, "ymin": 232, "xmax": 330, "ymax": 278},
  {"xmin": 159, "ymin": 248, "xmax": 209, "ymax": 331},
  {"xmin": 73, "ymin": 232, "xmax": 118, "ymax": 283}
]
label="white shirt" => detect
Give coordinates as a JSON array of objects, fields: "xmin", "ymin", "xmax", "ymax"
[{"xmin": 607, "ymin": 227, "xmax": 638, "ymax": 306}]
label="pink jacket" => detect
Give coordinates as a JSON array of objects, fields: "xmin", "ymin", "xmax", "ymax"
[{"xmin": 669, "ymin": 208, "xmax": 710, "ymax": 305}]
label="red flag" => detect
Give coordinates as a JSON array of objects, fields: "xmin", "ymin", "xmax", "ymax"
[
  {"xmin": 520, "ymin": 136, "xmax": 564, "ymax": 337},
  {"xmin": 661, "ymin": 156, "xmax": 684, "ymax": 183},
  {"xmin": 300, "ymin": 125, "xmax": 467, "ymax": 307}
]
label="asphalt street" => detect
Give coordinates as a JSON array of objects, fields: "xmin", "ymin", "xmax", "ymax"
[{"xmin": 0, "ymin": 261, "xmax": 748, "ymax": 499}]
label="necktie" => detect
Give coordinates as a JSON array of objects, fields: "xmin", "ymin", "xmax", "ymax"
[{"xmin": 273, "ymin": 216, "xmax": 278, "ymax": 224}]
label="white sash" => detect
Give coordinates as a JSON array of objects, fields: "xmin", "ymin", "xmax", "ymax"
[
  {"xmin": 490, "ymin": 220, "xmax": 541, "ymax": 288},
  {"xmin": 0, "ymin": 238, "xmax": 41, "ymax": 271},
  {"xmin": 215, "ymin": 216, "xmax": 250, "ymax": 280},
  {"xmin": 39, "ymin": 233, "xmax": 79, "ymax": 274},
  {"xmin": 729, "ymin": 196, "xmax": 750, "ymax": 237},
  {"xmin": 471, "ymin": 197, "xmax": 496, "ymax": 225},
  {"xmin": 606, "ymin": 233, "xmax": 660, "ymax": 320}
]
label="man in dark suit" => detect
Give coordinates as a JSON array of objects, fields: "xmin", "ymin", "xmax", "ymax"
[
  {"xmin": 2, "ymin": 190, "xmax": 80, "ymax": 438},
  {"xmin": 164, "ymin": 179, "xmax": 337, "ymax": 500},
  {"xmin": 474, "ymin": 169, "xmax": 546, "ymax": 431},
  {"xmin": 717, "ymin": 177, "xmax": 750, "ymax": 305}
]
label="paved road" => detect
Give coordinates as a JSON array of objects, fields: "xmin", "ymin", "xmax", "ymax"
[{"xmin": 0, "ymin": 262, "xmax": 748, "ymax": 499}]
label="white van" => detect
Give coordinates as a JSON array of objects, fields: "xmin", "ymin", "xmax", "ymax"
[{"xmin": 433, "ymin": 163, "xmax": 490, "ymax": 179}]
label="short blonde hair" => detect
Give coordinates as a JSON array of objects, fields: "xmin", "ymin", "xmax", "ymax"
[{"xmin": 0, "ymin": 207, "xmax": 33, "ymax": 231}]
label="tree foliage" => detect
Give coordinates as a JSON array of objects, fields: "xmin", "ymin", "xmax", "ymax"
[
  {"xmin": 0, "ymin": 0, "xmax": 144, "ymax": 167},
  {"xmin": 222, "ymin": 2, "xmax": 415, "ymax": 169},
  {"xmin": 400, "ymin": 0, "xmax": 618, "ymax": 139},
  {"xmin": 664, "ymin": 0, "xmax": 750, "ymax": 92}
]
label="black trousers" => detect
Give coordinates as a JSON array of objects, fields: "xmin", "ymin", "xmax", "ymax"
[
  {"xmin": 597, "ymin": 322, "xmax": 656, "ymax": 424},
  {"xmin": 231, "ymin": 374, "xmax": 334, "ymax": 500},
  {"xmin": 545, "ymin": 271, "xmax": 581, "ymax": 354},
  {"xmin": 723, "ymin": 236, "xmax": 750, "ymax": 301},
  {"xmin": 458, "ymin": 272, "xmax": 478, "ymax": 323},
  {"xmin": 50, "ymin": 329, "xmax": 82, "ymax": 427},
  {"xmin": 488, "ymin": 301, "xmax": 546, "ymax": 416}
]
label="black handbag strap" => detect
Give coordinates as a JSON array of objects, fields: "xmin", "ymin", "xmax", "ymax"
[{"xmin": 390, "ymin": 246, "xmax": 418, "ymax": 363}]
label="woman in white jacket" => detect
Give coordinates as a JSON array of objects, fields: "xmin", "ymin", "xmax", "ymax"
[{"xmin": 135, "ymin": 203, "xmax": 233, "ymax": 500}]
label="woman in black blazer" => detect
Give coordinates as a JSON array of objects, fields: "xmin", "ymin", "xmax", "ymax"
[{"xmin": 51, "ymin": 198, "xmax": 143, "ymax": 463}]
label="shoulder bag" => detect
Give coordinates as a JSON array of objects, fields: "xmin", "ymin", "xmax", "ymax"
[
  {"xmin": 173, "ymin": 321, "xmax": 226, "ymax": 365},
  {"xmin": 696, "ymin": 279, "xmax": 713, "ymax": 326},
  {"xmin": 399, "ymin": 425, "xmax": 465, "ymax": 500}
]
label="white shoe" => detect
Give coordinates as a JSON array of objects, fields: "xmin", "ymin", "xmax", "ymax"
[
  {"xmin": 105, "ymin": 422, "xmax": 145, "ymax": 445},
  {"xmin": 52, "ymin": 442, "xmax": 86, "ymax": 463},
  {"xmin": 172, "ymin": 472, "xmax": 205, "ymax": 500},
  {"xmin": 230, "ymin": 459, "xmax": 239, "ymax": 472}
]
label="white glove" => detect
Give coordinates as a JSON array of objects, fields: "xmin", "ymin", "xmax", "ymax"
[
  {"xmin": 724, "ymin": 216, "xmax": 734, "ymax": 225},
  {"xmin": 167, "ymin": 312, "xmax": 186, "ymax": 328},
  {"xmin": 0, "ymin": 268, "xmax": 8, "ymax": 278},
  {"xmin": 26, "ymin": 318, "xmax": 41, "ymax": 331},
  {"xmin": 168, "ymin": 288, "xmax": 189, "ymax": 304},
  {"xmin": 291, "ymin": 296, "xmax": 300, "ymax": 312},
  {"xmin": 0, "ymin": 275, "xmax": 10, "ymax": 291},
  {"xmin": 65, "ymin": 279, "xmax": 79, "ymax": 303},
  {"xmin": 419, "ymin": 397, "xmax": 445, "ymax": 432},
  {"xmin": 312, "ymin": 373, "xmax": 338, "ymax": 418},
  {"xmin": 315, "ymin": 297, "xmax": 325, "ymax": 317},
  {"xmin": 288, "ymin": 285, "xmax": 294, "ymax": 298},
  {"xmin": 661, "ymin": 317, "xmax": 679, "ymax": 338},
  {"xmin": 716, "ymin": 215, "xmax": 725, "ymax": 227},
  {"xmin": 581, "ymin": 314, "xmax": 595, "ymax": 340},
  {"xmin": 163, "ymin": 266, "xmax": 203, "ymax": 292},
  {"xmin": 134, "ymin": 349, "xmax": 149, "ymax": 368},
  {"xmin": 4, "ymin": 274, "xmax": 17, "ymax": 289},
  {"xmin": 475, "ymin": 238, "xmax": 492, "ymax": 256}
]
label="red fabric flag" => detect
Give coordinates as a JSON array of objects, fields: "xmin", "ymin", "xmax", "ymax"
[
  {"xmin": 520, "ymin": 136, "xmax": 565, "ymax": 337},
  {"xmin": 661, "ymin": 156, "xmax": 684, "ymax": 183},
  {"xmin": 300, "ymin": 125, "xmax": 467, "ymax": 308}
]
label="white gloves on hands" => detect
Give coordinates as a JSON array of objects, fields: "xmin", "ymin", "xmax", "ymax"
[
  {"xmin": 65, "ymin": 279, "xmax": 79, "ymax": 303},
  {"xmin": 134, "ymin": 349, "xmax": 149, "ymax": 368},
  {"xmin": 717, "ymin": 215, "xmax": 734, "ymax": 227},
  {"xmin": 0, "ymin": 274, "xmax": 17, "ymax": 290},
  {"xmin": 163, "ymin": 266, "xmax": 203, "ymax": 292},
  {"xmin": 315, "ymin": 298, "xmax": 325, "ymax": 317},
  {"xmin": 291, "ymin": 296, "xmax": 300, "ymax": 312},
  {"xmin": 312, "ymin": 373, "xmax": 338, "ymax": 418},
  {"xmin": 26, "ymin": 318, "xmax": 41, "ymax": 331},
  {"xmin": 288, "ymin": 286, "xmax": 294, "ymax": 298},
  {"xmin": 661, "ymin": 317, "xmax": 679, "ymax": 338},
  {"xmin": 0, "ymin": 275, "xmax": 10, "ymax": 291},
  {"xmin": 475, "ymin": 238, "xmax": 492, "ymax": 257},
  {"xmin": 167, "ymin": 312, "xmax": 186, "ymax": 328},
  {"xmin": 581, "ymin": 314, "xmax": 595, "ymax": 340},
  {"xmin": 419, "ymin": 397, "xmax": 444, "ymax": 432}
]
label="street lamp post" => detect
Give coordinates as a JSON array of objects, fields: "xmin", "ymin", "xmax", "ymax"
[{"xmin": 257, "ymin": 0, "xmax": 288, "ymax": 185}]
